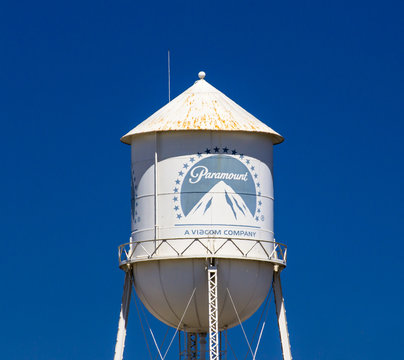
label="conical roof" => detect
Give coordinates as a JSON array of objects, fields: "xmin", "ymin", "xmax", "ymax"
[{"xmin": 121, "ymin": 72, "xmax": 283, "ymax": 145}]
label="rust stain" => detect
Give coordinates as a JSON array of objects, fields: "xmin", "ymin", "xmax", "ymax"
[{"xmin": 121, "ymin": 79, "xmax": 282, "ymax": 144}]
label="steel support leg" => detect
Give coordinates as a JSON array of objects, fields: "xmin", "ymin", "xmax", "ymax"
[
  {"xmin": 199, "ymin": 333, "xmax": 207, "ymax": 360},
  {"xmin": 187, "ymin": 332, "xmax": 198, "ymax": 360},
  {"xmin": 273, "ymin": 270, "xmax": 292, "ymax": 360},
  {"xmin": 179, "ymin": 331, "xmax": 185, "ymax": 360},
  {"xmin": 208, "ymin": 263, "xmax": 219, "ymax": 360},
  {"xmin": 114, "ymin": 271, "xmax": 133, "ymax": 360}
]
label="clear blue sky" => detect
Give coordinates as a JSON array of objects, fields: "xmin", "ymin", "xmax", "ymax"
[{"xmin": 1, "ymin": 0, "xmax": 403, "ymax": 359}]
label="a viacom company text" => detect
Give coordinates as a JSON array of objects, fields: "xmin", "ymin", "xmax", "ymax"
[{"xmin": 183, "ymin": 228, "xmax": 257, "ymax": 237}]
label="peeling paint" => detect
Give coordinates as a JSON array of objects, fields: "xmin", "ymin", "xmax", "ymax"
[{"xmin": 121, "ymin": 78, "xmax": 283, "ymax": 145}]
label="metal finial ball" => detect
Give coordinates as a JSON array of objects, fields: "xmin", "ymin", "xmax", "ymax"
[{"xmin": 198, "ymin": 71, "xmax": 206, "ymax": 79}]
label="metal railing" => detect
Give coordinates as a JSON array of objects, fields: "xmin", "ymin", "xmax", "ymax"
[{"xmin": 118, "ymin": 237, "xmax": 287, "ymax": 266}]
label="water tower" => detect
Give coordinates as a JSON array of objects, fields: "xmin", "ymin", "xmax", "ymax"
[{"xmin": 113, "ymin": 72, "xmax": 292, "ymax": 360}]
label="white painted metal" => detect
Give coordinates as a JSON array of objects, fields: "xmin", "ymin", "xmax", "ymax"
[
  {"xmin": 273, "ymin": 270, "xmax": 292, "ymax": 360},
  {"xmin": 131, "ymin": 258, "xmax": 273, "ymax": 332},
  {"xmin": 129, "ymin": 131, "xmax": 276, "ymax": 257},
  {"xmin": 226, "ymin": 288, "xmax": 254, "ymax": 358},
  {"xmin": 208, "ymin": 264, "xmax": 219, "ymax": 360},
  {"xmin": 150, "ymin": 328, "xmax": 164, "ymax": 360},
  {"xmin": 116, "ymin": 72, "xmax": 292, "ymax": 360},
  {"xmin": 125, "ymin": 129, "xmax": 280, "ymax": 331},
  {"xmin": 113, "ymin": 271, "xmax": 132, "ymax": 360},
  {"xmin": 253, "ymin": 322, "xmax": 266, "ymax": 360},
  {"xmin": 154, "ymin": 133, "xmax": 159, "ymax": 241},
  {"xmin": 119, "ymin": 238, "xmax": 287, "ymax": 265},
  {"xmin": 121, "ymin": 76, "xmax": 283, "ymax": 145}
]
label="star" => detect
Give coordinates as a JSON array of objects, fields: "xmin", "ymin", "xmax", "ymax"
[
  {"xmin": 258, "ymin": 200, "xmax": 262, "ymax": 206},
  {"xmin": 222, "ymin": 147, "xmax": 229, "ymax": 153},
  {"xmin": 205, "ymin": 148, "xmax": 211, "ymax": 154},
  {"xmin": 251, "ymin": 166, "xmax": 255, "ymax": 171},
  {"xmin": 197, "ymin": 152, "xmax": 202, "ymax": 158},
  {"xmin": 255, "ymin": 216, "xmax": 259, "ymax": 221},
  {"xmin": 174, "ymin": 205, "xmax": 179, "ymax": 211},
  {"xmin": 232, "ymin": 149, "xmax": 237, "ymax": 155},
  {"xmin": 173, "ymin": 187, "xmax": 178, "ymax": 193},
  {"xmin": 173, "ymin": 196, "xmax": 178, "ymax": 202},
  {"xmin": 177, "ymin": 214, "xmax": 182, "ymax": 219},
  {"xmin": 246, "ymin": 159, "xmax": 250, "ymax": 164},
  {"xmin": 190, "ymin": 157, "xmax": 195, "ymax": 162},
  {"xmin": 178, "ymin": 171, "xmax": 184, "ymax": 176},
  {"xmin": 258, "ymin": 192, "xmax": 261, "ymax": 196},
  {"xmin": 214, "ymin": 146, "xmax": 220, "ymax": 153},
  {"xmin": 175, "ymin": 179, "xmax": 180, "ymax": 185},
  {"xmin": 239, "ymin": 154, "xmax": 244, "ymax": 159},
  {"xmin": 257, "ymin": 209, "xmax": 261, "ymax": 213},
  {"xmin": 254, "ymin": 174, "xmax": 258, "ymax": 179},
  {"xmin": 183, "ymin": 163, "xmax": 189, "ymax": 169},
  {"xmin": 257, "ymin": 183, "xmax": 260, "ymax": 187}
]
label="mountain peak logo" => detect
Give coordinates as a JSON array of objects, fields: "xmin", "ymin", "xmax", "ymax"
[
  {"xmin": 173, "ymin": 148, "xmax": 264, "ymax": 224},
  {"xmin": 188, "ymin": 181, "xmax": 254, "ymax": 222}
]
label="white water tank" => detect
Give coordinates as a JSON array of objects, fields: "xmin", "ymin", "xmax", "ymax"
[{"xmin": 120, "ymin": 73, "xmax": 284, "ymax": 333}]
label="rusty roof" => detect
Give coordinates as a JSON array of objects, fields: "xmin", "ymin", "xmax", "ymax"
[{"xmin": 121, "ymin": 72, "xmax": 284, "ymax": 144}]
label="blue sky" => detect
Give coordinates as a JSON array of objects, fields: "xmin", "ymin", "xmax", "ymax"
[{"xmin": 1, "ymin": 0, "xmax": 403, "ymax": 359}]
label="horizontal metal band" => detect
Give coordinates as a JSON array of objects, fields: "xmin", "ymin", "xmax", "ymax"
[{"xmin": 118, "ymin": 237, "xmax": 287, "ymax": 267}]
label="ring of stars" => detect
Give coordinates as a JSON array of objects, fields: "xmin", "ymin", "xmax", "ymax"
[{"xmin": 173, "ymin": 147, "xmax": 264, "ymax": 222}]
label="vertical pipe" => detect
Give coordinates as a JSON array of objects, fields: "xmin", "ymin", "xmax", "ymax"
[
  {"xmin": 154, "ymin": 132, "xmax": 159, "ymax": 243},
  {"xmin": 179, "ymin": 331, "xmax": 182, "ymax": 360},
  {"xmin": 224, "ymin": 329, "xmax": 227, "ymax": 360},
  {"xmin": 200, "ymin": 333, "xmax": 207, "ymax": 360}
]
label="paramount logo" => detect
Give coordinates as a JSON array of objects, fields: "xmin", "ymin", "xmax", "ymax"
[
  {"xmin": 189, "ymin": 165, "xmax": 249, "ymax": 184},
  {"xmin": 176, "ymin": 152, "xmax": 262, "ymax": 222}
]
